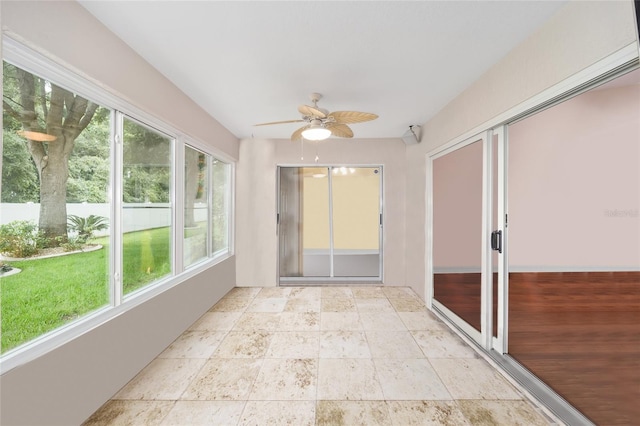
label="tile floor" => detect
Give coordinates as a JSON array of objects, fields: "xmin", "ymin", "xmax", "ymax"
[{"xmin": 84, "ymin": 286, "xmax": 556, "ymax": 425}]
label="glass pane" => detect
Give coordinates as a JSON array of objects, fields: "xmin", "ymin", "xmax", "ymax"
[
  {"xmin": 301, "ymin": 168, "xmax": 331, "ymax": 276},
  {"xmin": 433, "ymin": 139, "xmax": 483, "ymax": 332},
  {"xmin": 507, "ymin": 69, "xmax": 640, "ymax": 425},
  {"xmin": 331, "ymin": 167, "xmax": 380, "ymax": 277},
  {"xmin": 184, "ymin": 146, "xmax": 208, "ymax": 267},
  {"xmin": 1, "ymin": 61, "xmax": 111, "ymax": 353},
  {"xmin": 122, "ymin": 117, "xmax": 172, "ymax": 295},
  {"xmin": 212, "ymin": 158, "xmax": 230, "ymax": 256},
  {"xmin": 279, "ymin": 167, "xmax": 302, "ymax": 277}
]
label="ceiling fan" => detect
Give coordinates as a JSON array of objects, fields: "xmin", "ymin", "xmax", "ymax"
[{"xmin": 254, "ymin": 93, "xmax": 378, "ymax": 141}]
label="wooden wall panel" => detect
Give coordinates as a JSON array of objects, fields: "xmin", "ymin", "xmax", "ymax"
[{"xmin": 508, "ymin": 271, "xmax": 640, "ymax": 426}]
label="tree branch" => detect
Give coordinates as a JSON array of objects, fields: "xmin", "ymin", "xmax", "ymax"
[
  {"xmin": 38, "ymin": 77, "xmax": 48, "ymax": 119},
  {"xmin": 2, "ymin": 99, "xmax": 23, "ymax": 121},
  {"xmin": 78, "ymin": 102, "xmax": 99, "ymax": 133}
]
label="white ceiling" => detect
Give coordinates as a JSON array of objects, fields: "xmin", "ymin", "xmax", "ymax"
[{"xmin": 79, "ymin": 1, "xmax": 567, "ymax": 141}]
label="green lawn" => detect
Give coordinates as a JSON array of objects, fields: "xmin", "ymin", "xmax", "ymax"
[{"xmin": 1, "ymin": 227, "xmax": 171, "ymax": 353}]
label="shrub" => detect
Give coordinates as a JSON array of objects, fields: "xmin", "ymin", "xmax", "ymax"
[
  {"xmin": 56, "ymin": 235, "xmax": 84, "ymax": 252},
  {"xmin": 0, "ymin": 220, "xmax": 44, "ymax": 258},
  {"xmin": 67, "ymin": 215, "xmax": 109, "ymax": 243}
]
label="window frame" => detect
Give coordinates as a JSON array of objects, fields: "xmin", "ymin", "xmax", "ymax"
[{"xmin": 1, "ymin": 37, "xmax": 235, "ymax": 373}]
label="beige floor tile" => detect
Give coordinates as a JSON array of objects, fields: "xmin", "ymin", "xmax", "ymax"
[
  {"xmin": 189, "ymin": 312, "xmax": 243, "ymax": 331},
  {"xmin": 322, "ymin": 287, "xmax": 353, "ymax": 298},
  {"xmin": 158, "ymin": 330, "xmax": 227, "ymax": 359},
  {"xmin": 246, "ymin": 297, "xmax": 288, "ymax": 312},
  {"xmin": 289, "ymin": 287, "xmax": 322, "ymax": 299},
  {"xmin": 159, "ymin": 401, "xmax": 245, "ymax": 426},
  {"xmin": 209, "ymin": 297, "xmax": 252, "ymax": 312},
  {"xmin": 87, "ymin": 286, "xmax": 553, "ymax": 426},
  {"xmin": 321, "ymin": 297, "xmax": 357, "ymax": 312},
  {"xmin": 320, "ymin": 331, "xmax": 371, "ymax": 358},
  {"xmin": 411, "ymin": 330, "xmax": 478, "ymax": 359},
  {"xmin": 284, "ymin": 298, "xmax": 321, "ymax": 312},
  {"xmin": 389, "ymin": 297, "xmax": 426, "ymax": 312},
  {"xmin": 398, "ymin": 312, "xmax": 449, "ymax": 331},
  {"xmin": 181, "ymin": 358, "xmax": 263, "ymax": 400},
  {"xmin": 317, "ymin": 358, "xmax": 384, "ymax": 400},
  {"xmin": 387, "ymin": 400, "xmax": 471, "ymax": 426},
  {"xmin": 365, "ymin": 331, "xmax": 424, "ymax": 358},
  {"xmin": 256, "ymin": 287, "xmax": 291, "ymax": 298},
  {"xmin": 248, "ymin": 358, "xmax": 317, "ymax": 400},
  {"xmin": 212, "ymin": 331, "xmax": 273, "ymax": 358},
  {"xmin": 233, "ymin": 312, "xmax": 281, "ymax": 331},
  {"xmin": 429, "ymin": 358, "xmax": 522, "ymax": 400},
  {"xmin": 266, "ymin": 331, "xmax": 320, "ymax": 358},
  {"xmin": 225, "ymin": 287, "xmax": 261, "ymax": 299},
  {"xmin": 278, "ymin": 312, "xmax": 320, "ymax": 331},
  {"xmin": 82, "ymin": 400, "xmax": 174, "ymax": 426},
  {"xmin": 239, "ymin": 401, "xmax": 315, "ymax": 426},
  {"xmin": 382, "ymin": 286, "xmax": 418, "ymax": 299},
  {"xmin": 351, "ymin": 286, "xmax": 386, "ymax": 298},
  {"xmin": 457, "ymin": 400, "xmax": 551, "ymax": 426},
  {"xmin": 374, "ymin": 358, "xmax": 452, "ymax": 400},
  {"xmin": 360, "ymin": 312, "xmax": 407, "ymax": 331},
  {"xmin": 320, "ymin": 312, "xmax": 363, "ymax": 331},
  {"xmin": 316, "ymin": 400, "xmax": 391, "ymax": 425},
  {"xmin": 355, "ymin": 298, "xmax": 395, "ymax": 312},
  {"xmin": 114, "ymin": 358, "xmax": 206, "ymax": 400}
]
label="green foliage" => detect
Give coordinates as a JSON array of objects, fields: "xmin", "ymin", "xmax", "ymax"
[
  {"xmin": 67, "ymin": 112, "xmax": 111, "ymax": 203},
  {"xmin": 123, "ymin": 118, "xmax": 171, "ymax": 203},
  {"xmin": 2, "ymin": 121, "xmax": 40, "ymax": 203},
  {"xmin": 57, "ymin": 235, "xmax": 84, "ymax": 252},
  {"xmin": 0, "ymin": 220, "xmax": 45, "ymax": 258},
  {"xmin": 1, "ymin": 246, "xmax": 110, "ymax": 353},
  {"xmin": 67, "ymin": 214, "xmax": 109, "ymax": 243},
  {"xmin": 1, "ymin": 227, "xmax": 172, "ymax": 353}
]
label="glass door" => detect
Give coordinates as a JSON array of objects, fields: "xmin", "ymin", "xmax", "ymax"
[
  {"xmin": 430, "ymin": 132, "xmax": 500, "ymax": 347},
  {"xmin": 278, "ymin": 166, "xmax": 382, "ymax": 283}
]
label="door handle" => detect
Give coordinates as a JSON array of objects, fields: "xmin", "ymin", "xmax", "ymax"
[{"xmin": 491, "ymin": 230, "xmax": 502, "ymax": 254}]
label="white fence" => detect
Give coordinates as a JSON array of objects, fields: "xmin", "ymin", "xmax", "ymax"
[{"xmin": 0, "ymin": 203, "xmax": 208, "ymax": 235}]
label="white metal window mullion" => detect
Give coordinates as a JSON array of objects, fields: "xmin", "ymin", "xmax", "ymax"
[
  {"xmin": 480, "ymin": 130, "xmax": 493, "ymax": 350},
  {"xmin": 173, "ymin": 139, "xmax": 185, "ymax": 274},
  {"xmin": 328, "ymin": 167, "xmax": 335, "ymax": 278},
  {"xmin": 111, "ymin": 112, "xmax": 124, "ymax": 307},
  {"xmin": 378, "ymin": 166, "xmax": 384, "ymax": 281},
  {"xmin": 495, "ymin": 125, "xmax": 509, "ymax": 354},
  {"xmin": 425, "ymin": 155, "xmax": 435, "ymax": 309}
]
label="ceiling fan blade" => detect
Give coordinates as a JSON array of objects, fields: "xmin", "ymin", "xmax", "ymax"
[
  {"xmin": 328, "ymin": 111, "xmax": 378, "ymax": 124},
  {"xmin": 291, "ymin": 124, "xmax": 311, "ymax": 141},
  {"xmin": 326, "ymin": 123, "xmax": 354, "ymax": 138},
  {"xmin": 254, "ymin": 119, "xmax": 305, "ymax": 126},
  {"xmin": 298, "ymin": 104, "xmax": 327, "ymax": 119}
]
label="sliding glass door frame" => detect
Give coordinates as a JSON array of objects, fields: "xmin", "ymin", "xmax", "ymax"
[
  {"xmin": 277, "ymin": 164, "xmax": 384, "ymax": 284},
  {"xmin": 427, "ymin": 130, "xmax": 507, "ymax": 351}
]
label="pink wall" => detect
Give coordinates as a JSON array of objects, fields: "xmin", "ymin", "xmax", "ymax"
[{"xmin": 508, "ymin": 74, "xmax": 640, "ymax": 269}]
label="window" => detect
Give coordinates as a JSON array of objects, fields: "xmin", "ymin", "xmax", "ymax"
[
  {"xmin": 212, "ymin": 158, "xmax": 231, "ymax": 256},
  {"xmin": 122, "ymin": 117, "xmax": 173, "ymax": 294},
  {"xmin": 1, "ymin": 43, "xmax": 234, "ymax": 362},
  {"xmin": 1, "ymin": 61, "xmax": 111, "ymax": 353},
  {"xmin": 184, "ymin": 145, "xmax": 209, "ymax": 267}
]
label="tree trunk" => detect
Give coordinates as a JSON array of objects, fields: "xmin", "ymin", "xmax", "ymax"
[{"xmin": 37, "ymin": 140, "xmax": 70, "ymax": 241}]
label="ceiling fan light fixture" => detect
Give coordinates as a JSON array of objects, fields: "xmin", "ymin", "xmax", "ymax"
[{"xmin": 301, "ymin": 124, "xmax": 331, "ymax": 141}]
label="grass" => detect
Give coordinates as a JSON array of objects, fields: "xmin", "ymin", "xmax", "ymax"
[{"xmin": 1, "ymin": 227, "xmax": 171, "ymax": 353}]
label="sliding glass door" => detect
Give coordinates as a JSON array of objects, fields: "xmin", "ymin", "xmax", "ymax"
[
  {"xmin": 431, "ymin": 133, "xmax": 500, "ymax": 347},
  {"xmin": 278, "ymin": 166, "xmax": 382, "ymax": 283}
]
